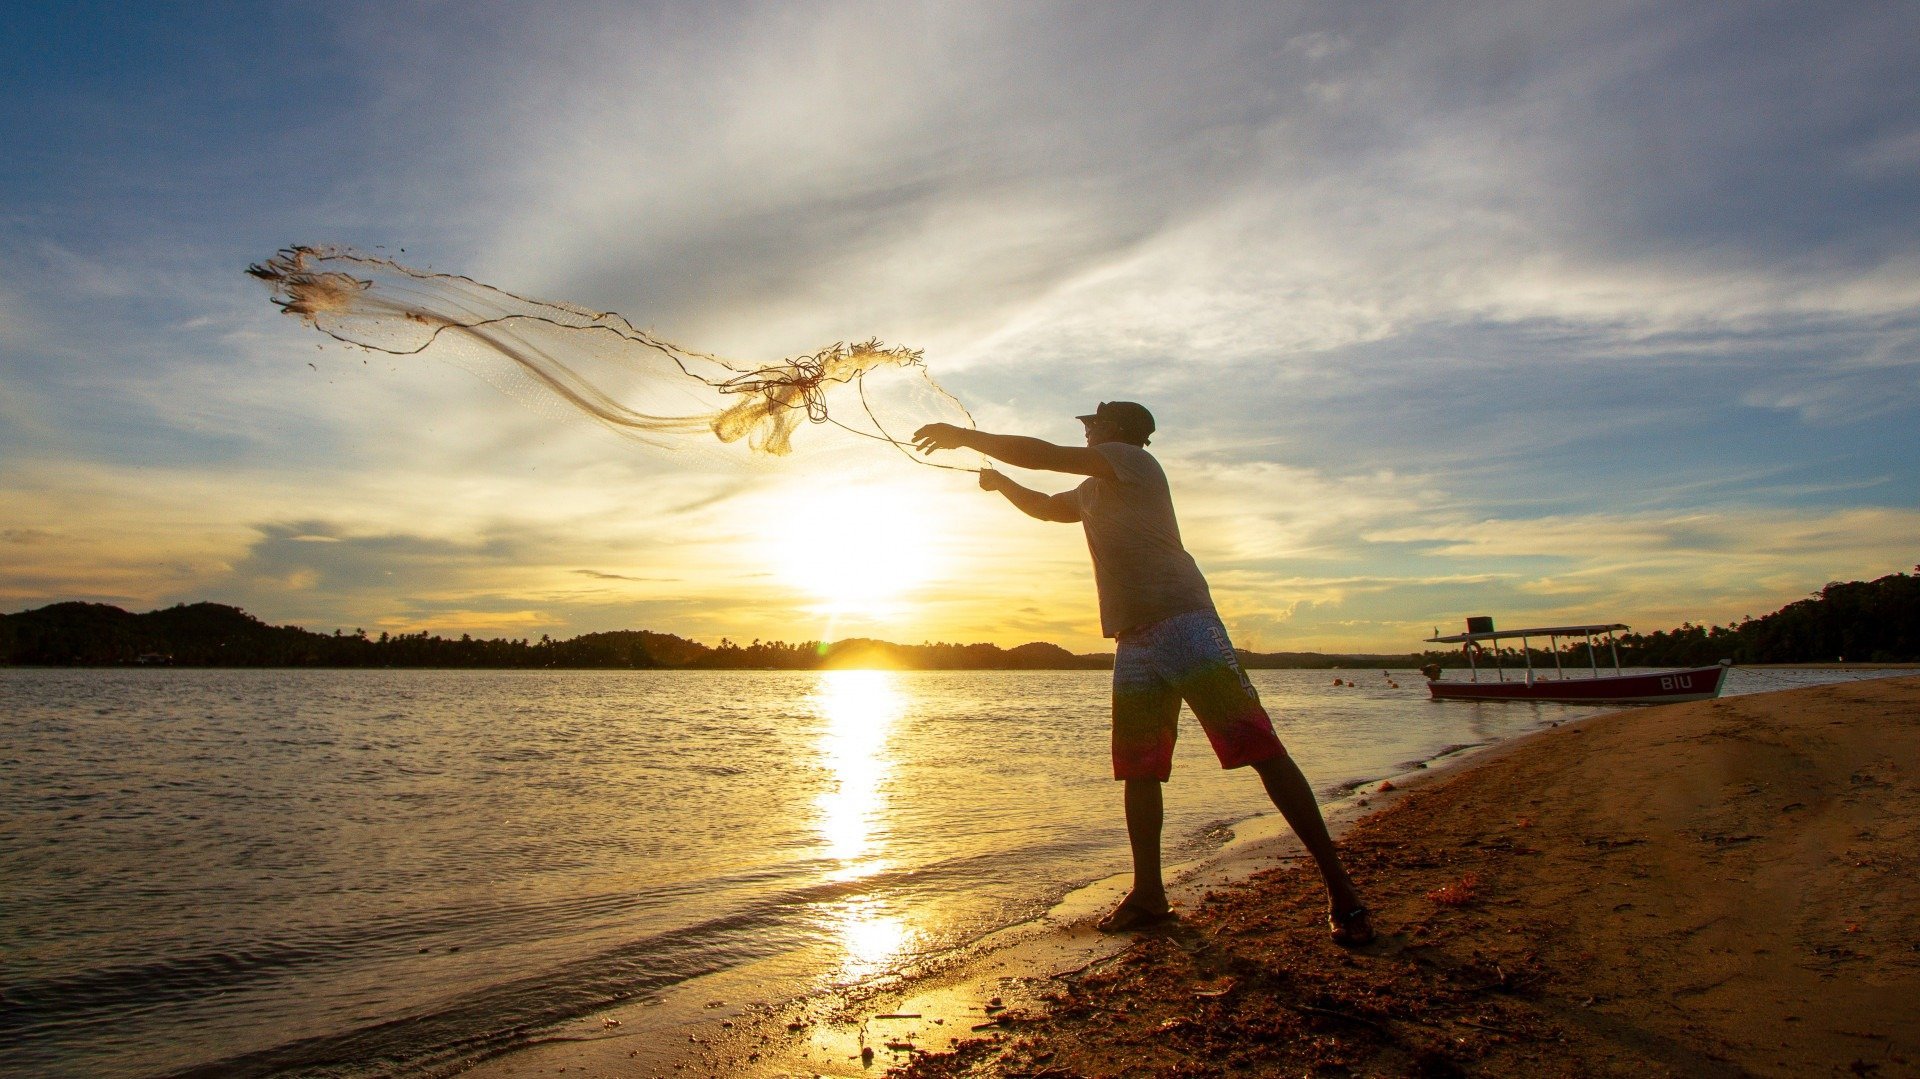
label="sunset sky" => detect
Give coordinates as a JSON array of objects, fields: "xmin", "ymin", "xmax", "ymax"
[{"xmin": 3, "ymin": 2, "xmax": 1917, "ymax": 653}]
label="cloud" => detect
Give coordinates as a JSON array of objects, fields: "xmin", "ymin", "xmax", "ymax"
[
  {"xmin": 0, "ymin": 278, "xmax": 47, "ymax": 350},
  {"xmin": 3, "ymin": 2, "xmax": 1918, "ymax": 654}
]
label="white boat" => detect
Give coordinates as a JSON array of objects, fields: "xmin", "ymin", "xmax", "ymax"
[{"xmin": 1423, "ymin": 619, "xmax": 1728, "ymax": 704}]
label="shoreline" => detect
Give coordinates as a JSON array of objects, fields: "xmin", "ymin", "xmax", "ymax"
[
  {"xmin": 895, "ymin": 674, "xmax": 1920, "ymax": 1077},
  {"xmin": 451, "ymin": 707, "xmax": 1583, "ymax": 1079},
  {"xmin": 460, "ymin": 674, "xmax": 1920, "ymax": 1078}
]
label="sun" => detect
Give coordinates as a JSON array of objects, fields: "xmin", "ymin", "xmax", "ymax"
[{"xmin": 763, "ymin": 483, "xmax": 940, "ymax": 615}]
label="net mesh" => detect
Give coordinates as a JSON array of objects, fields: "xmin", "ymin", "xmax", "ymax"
[{"xmin": 247, "ymin": 246, "xmax": 977, "ymax": 467}]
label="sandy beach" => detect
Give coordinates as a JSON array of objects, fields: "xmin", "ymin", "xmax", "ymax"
[{"xmin": 464, "ymin": 674, "xmax": 1919, "ymax": 1078}]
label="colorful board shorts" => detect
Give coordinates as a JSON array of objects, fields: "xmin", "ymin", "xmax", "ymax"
[{"xmin": 1111, "ymin": 609, "xmax": 1288, "ymax": 781}]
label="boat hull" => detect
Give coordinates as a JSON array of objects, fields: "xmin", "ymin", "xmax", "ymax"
[{"xmin": 1426, "ymin": 664, "xmax": 1728, "ymax": 705}]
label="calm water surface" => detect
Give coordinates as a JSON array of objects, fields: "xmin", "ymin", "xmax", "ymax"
[{"xmin": 0, "ymin": 666, "xmax": 1894, "ymax": 1077}]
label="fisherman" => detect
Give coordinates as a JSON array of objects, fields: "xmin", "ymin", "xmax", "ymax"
[{"xmin": 912, "ymin": 403, "xmax": 1373, "ymax": 943}]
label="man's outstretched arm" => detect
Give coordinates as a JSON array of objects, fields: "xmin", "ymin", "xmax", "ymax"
[
  {"xmin": 978, "ymin": 468, "xmax": 1080, "ymax": 523},
  {"xmin": 910, "ymin": 424, "xmax": 1116, "ymax": 479}
]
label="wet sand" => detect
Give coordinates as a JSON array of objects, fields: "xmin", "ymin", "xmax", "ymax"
[{"xmin": 462, "ymin": 675, "xmax": 1920, "ymax": 1078}]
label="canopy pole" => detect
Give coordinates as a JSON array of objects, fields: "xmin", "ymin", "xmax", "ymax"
[
  {"xmin": 1522, "ymin": 635, "xmax": 1534, "ymax": 686},
  {"xmin": 1587, "ymin": 632, "xmax": 1599, "ymax": 678},
  {"xmin": 1608, "ymin": 631, "xmax": 1622, "ymax": 676},
  {"xmin": 1551, "ymin": 634, "xmax": 1564, "ymax": 680}
]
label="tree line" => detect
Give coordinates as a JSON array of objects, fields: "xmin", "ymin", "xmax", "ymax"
[
  {"xmin": 2, "ymin": 567, "xmax": 1913, "ymax": 668},
  {"xmin": 0, "ymin": 601, "xmax": 1117, "ymax": 669},
  {"xmin": 1607, "ymin": 568, "xmax": 1918, "ymax": 666},
  {"xmin": 1418, "ymin": 568, "xmax": 1919, "ymax": 669}
]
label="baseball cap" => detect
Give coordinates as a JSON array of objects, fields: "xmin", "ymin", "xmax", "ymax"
[{"xmin": 1077, "ymin": 401, "xmax": 1156, "ymax": 441}]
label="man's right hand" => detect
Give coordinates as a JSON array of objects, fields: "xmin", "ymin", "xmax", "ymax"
[
  {"xmin": 978, "ymin": 467, "xmax": 1011, "ymax": 493},
  {"xmin": 912, "ymin": 423, "xmax": 970, "ymax": 454}
]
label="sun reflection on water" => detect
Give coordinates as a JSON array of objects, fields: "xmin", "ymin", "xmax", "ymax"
[
  {"xmin": 810, "ymin": 669, "xmax": 919, "ymax": 981},
  {"xmin": 811, "ymin": 668, "xmax": 902, "ymax": 876},
  {"xmin": 829, "ymin": 896, "xmax": 912, "ymax": 983}
]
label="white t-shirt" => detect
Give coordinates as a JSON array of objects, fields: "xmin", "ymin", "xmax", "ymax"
[{"xmin": 1057, "ymin": 442, "xmax": 1215, "ymax": 638}]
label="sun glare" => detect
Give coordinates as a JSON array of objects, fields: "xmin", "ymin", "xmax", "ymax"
[
  {"xmin": 763, "ymin": 484, "xmax": 939, "ymax": 615},
  {"xmin": 812, "ymin": 669, "xmax": 903, "ymax": 877}
]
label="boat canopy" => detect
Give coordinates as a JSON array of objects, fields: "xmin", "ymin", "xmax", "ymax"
[{"xmin": 1425, "ymin": 623, "xmax": 1627, "ymax": 644}]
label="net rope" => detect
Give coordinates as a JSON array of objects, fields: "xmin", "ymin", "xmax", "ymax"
[{"xmin": 247, "ymin": 246, "xmax": 978, "ymax": 470}]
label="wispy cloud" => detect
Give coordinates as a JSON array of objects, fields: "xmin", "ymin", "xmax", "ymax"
[{"xmin": 571, "ymin": 569, "xmax": 663, "ymax": 582}]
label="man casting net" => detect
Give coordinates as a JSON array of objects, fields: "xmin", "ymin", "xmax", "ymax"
[{"xmin": 248, "ymin": 246, "xmax": 976, "ymax": 467}]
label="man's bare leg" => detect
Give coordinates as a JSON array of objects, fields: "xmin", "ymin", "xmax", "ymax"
[
  {"xmin": 1251, "ymin": 754, "xmax": 1369, "ymax": 933},
  {"xmin": 1123, "ymin": 777, "xmax": 1168, "ymax": 910},
  {"xmin": 1098, "ymin": 778, "xmax": 1174, "ymax": 930}
]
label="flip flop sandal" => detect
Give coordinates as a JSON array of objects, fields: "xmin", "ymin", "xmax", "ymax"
[
  {"xmin": 1329, "ymin": 904, "xmax": 1376, "ymax": 946},
  {"xmin": 1097, "ymin": 900, "xmax": 1176, "ymax": 933}
]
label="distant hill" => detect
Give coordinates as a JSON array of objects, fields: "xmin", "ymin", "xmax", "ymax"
[
  {"xmin": 6, "ymin": 568, "xmax": 1913, "ymax": 668},
  {"xmin": 812, "ymin": 638, "xmax": 1109, "ymax": 670},
  {"xmin": 0, "ymin": 601, "xmax": 1440, "ymax": 671},
  {"xmin": 0, "ymin": 602, "xmax": 326, "ymax": 666},
  {"xmin": 0, "ymin": 603, "xmax": 1110, "ymax": 670}
]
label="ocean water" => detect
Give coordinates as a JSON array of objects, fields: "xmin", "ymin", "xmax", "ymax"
[{"xmin": 0, "ymin": 665, "xmax": 1896, "ymax": 1078}]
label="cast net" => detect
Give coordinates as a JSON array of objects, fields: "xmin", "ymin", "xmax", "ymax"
[{"xmin": 247, "ymin": 246, "xmax": 977, "ymax": 468}]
